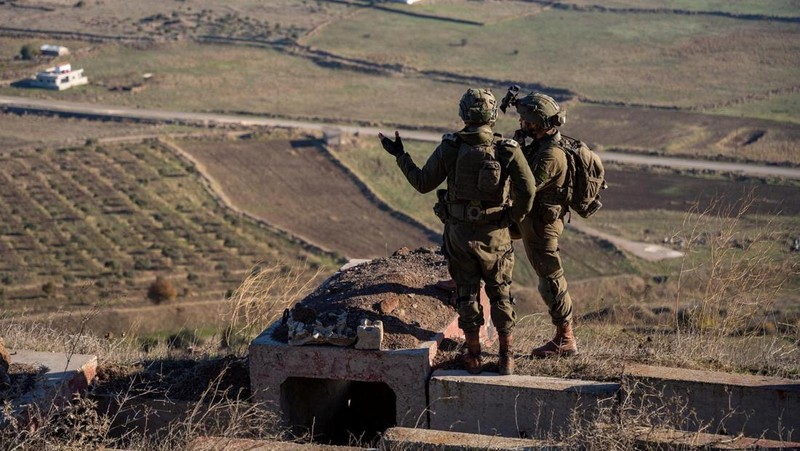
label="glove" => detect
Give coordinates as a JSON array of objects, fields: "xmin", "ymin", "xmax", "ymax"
[{"xmin": 378, "ymin": 131, "xmax": 404, "ymax": 157}]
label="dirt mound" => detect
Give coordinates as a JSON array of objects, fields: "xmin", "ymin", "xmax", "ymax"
[
  {"xmin": 273, "ymin": 247, "xmax": 456, "ymax": 350},
  {"xmin": 93, "ymin": 356, "xmax": 250, "ymax": 402},
  {"xmin": 0, "ymin": 338, "xmax": 10, "ymax": 388}
]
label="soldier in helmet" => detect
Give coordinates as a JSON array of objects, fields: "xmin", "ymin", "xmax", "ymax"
[
  {"xmin": 512, "ymin": 92, "xmax": 578, "ymax": 358},
  {"xmin": 379, "ymin": 88, "xmax": 535, "ymax": 375}
]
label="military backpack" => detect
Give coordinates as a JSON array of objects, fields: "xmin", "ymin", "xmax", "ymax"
[{"xmin": 560, "ymin": 135, "xmax": 606, "ymax": 218}]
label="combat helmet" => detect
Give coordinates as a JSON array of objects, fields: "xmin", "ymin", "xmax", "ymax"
[
  {"xmin": 516, "ymin": 92, "xmax": 566, "ymax": 129},
  {"xmin": 459, "ymin": 88, "xmax": 498, "ymax": 126}
]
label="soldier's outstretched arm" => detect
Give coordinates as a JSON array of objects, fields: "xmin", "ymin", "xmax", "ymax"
[{"xmin": 395, "ymin": 142, "xmax": 448, "ymax": 194}]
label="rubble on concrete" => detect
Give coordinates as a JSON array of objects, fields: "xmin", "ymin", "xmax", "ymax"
[{"xmin": 273, "ymin": 247, "xmax": 455, "ymax": 350}]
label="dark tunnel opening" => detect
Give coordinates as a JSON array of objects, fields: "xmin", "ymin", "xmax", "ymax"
[{"xmin": 281, "ymin": 377, "xmax": 397, "ymax": 445}]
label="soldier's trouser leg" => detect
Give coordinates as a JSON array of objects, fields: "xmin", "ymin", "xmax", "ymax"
[
  {"xmin": 520, "ymin": 215, "xmax": 573, "ymax": 326},
  {"xmin": 446, "ymin": 223, "xmax": 516, "ymax": 333},
  {"xmin": 475, "ymin": 225, "xmax": 516, "ymax": 334},
  {"xmin": 444, "ymin": 224, "xmax": 484, "ymax": 333}
]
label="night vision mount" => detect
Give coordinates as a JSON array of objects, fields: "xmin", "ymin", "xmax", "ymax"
[{"xmin": 499, "ymin": 84, "xmax": 521, "ymax": 114}]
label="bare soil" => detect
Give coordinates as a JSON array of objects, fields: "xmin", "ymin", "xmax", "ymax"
[
  {"xmin": 565, "ymin": 104, "xmax": 800, "ymax": 166},
  {"xmin": 178, "ymin": 135, "xmax": 440, "ymax": 259},
  {"xmin": 601, "ymin": 168, "xmax": 800, "ymax": 216},
  {"xmin": 272, "ymin": 247, "xmax": 456, "ymax": 350}
]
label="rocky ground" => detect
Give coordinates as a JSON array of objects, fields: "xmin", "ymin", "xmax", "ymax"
[{"xmin": 273, "ymin": 247, "xmax": 457, "ymax": 350}]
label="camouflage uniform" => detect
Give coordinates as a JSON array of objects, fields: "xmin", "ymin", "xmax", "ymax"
[
  {"xmin": 519, "ymin": 130, "xmax": 573, "ymax": 326},
  {"xmin": 395, "ymin": 124, "xmax": 535, "ymax": 333}
]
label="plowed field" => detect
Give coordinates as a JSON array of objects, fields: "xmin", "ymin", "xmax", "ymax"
[{"xmin": 177, "ymin": 135, "xmax": 440, "ymax": 259}]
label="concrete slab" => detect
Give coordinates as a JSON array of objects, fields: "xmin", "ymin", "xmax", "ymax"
[
  {"xmin": 428, "ymin": 371, "xmax": 619, "ymax": 440},
  {"xmin": 381, "ymin": 426, "xmax": 564, "ymax": 450},
  {"xmin": 632, "ymin": 427, "xmax": 800, "ymax": 450},
  {"xmin": 8, "ymin": 349, "xmax": 97, "ymax": 405},
  {"xmin": 188, "ymin": 436, "xmax": 368, "ymax": 450},
  {"xmin": 623, "ymin": 364, "xmax": 800, "ymax": 441}
]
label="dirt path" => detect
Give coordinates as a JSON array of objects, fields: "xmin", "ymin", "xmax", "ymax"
[{"xmin": 568, "ymin": 217, "xmax": 683, "ymax": 262}]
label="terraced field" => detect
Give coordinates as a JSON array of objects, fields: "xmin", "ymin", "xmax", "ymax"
[{"xmin": 0, "ymin": 139, "xmax": 338, "ymax": 319}]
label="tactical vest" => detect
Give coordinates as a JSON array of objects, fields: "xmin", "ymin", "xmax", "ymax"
[{"xmin": 451, "ymin": 137, "xmax": 510, "ymax": 207}]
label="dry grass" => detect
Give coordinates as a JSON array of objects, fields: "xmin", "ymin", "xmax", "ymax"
[
  {"xmin": 306, "ymin": 7, "xmax": 800, "ymax": 110},
  {"xmin": 223, "ymin": 262, "xmax": 323, "ymax": 355},
  {"xmin": 0, "ymin": 266, "xmax": 309, "ymax": 450}
]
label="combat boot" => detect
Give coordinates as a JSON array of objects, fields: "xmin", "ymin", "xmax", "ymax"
[
  {"xmin": 498, "ymin": 333, "xmax": 514, "ymax": 375},
  {"xmin": 530, "ymin": 322, "xmax": 578, "ymax": 358},
  {"xmin": 462, "ymin": 330, "xmax": 483, "ymax": 374}
]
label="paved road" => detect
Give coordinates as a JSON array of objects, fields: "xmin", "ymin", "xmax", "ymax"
[
  {"xmin": 0, "ymin": 95, "xmax": 789, "ymax": 261},
  {"xmin": 2, "ymin": 95, "xmax": 799, "ymax": 179}
]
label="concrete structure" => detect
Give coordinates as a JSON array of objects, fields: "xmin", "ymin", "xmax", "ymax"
[
  {"xmin": 428, "ymin": 371, "xmax": 619, "ymax": 439},
  {"xmin": 249, "ymin": 267, "xmax": 495, "ymax": 442},
  {"xmin": 632, "ymin": 427, "xmax": 800, "ymax": 450},
  {"xmin": 623, "ymin": 364, "xmax": 800, "ymax": 441},
  {"xmin": 40, "ymin": 44, "xmax": 69, "ymax": 56},
  {"xmin": 381, "ymin": 427, "xmax": 564, "ymax": 450},
  {"xmin": 1, "ymin": 349, "xmax": 97, "ymax": 425},
  {"xmin": 189, "ymin": 436, "xmax": 364, "ymax": 450},
  {"xmin": 29, "ymin": 63, "xmax": 88, "ymax": 90}
]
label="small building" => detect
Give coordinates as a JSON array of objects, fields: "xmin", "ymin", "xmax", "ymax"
[
  {"xmin": 40, "ymin": 45, "xmax": 69, "ymax": 57},
  {"xmin": 29, "ymin": 64, "xmax": 88, "ymax": 91}
]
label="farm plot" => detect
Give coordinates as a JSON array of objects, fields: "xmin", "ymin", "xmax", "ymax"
[
  {"xmin": 0, "ymin": 0, "xmax": 350, "ymax": 41},
  {"xmin": 0, "ymin": 113, "xmax": 189, "ymax": 150},
  {"xmin": 175, "ymin": 134, "xmax": 440, "ymax": 259},
  {"xmin": 564, "ymin": 104, "xmax": 800, "ymax": 165},
  {"xmin": 538, "ymin": 0, "xmax": 800, "ymax": 17},
  {"xmin": 0, "ymin": 38, "xmax": 468, "ymax": 131},
  {"xmin": 0, "ymin": 140, "xmax": 337, "ymax": 317},
  {"xmin": 600, "ymin": 168, "xmax": 800, "ymax": 216},
  {"xmin": 307, "ymin": 7, "xmax": 800, "ymax": 115}
]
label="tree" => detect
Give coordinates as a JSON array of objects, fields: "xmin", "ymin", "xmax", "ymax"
[
  {"xmin": 19, "ymin": 44, "xmax": 39, "ymax": 60},
  {"xmin": 147, "ymin": 276, "xmax": 177, "ymax": 304}
]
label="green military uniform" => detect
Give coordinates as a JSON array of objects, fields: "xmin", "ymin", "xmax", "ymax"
[
  {"xmin": 519, "ymin": 130, "xmax": 573, "ymax": 326},
  {"xmin": 395, "ymin": 124, "xmax": 535, "ymax": 333}
]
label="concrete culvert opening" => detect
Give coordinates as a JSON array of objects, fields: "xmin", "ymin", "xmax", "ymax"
[{"xmin": 281, "ymin": 377, "xmax": 397, "ymax": 445}]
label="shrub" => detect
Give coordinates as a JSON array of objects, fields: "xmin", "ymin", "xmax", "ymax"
[
  {"xmin": 167, "ymin": 330, "xmax": 203, "ymax": 350},
  {"xmin": 147, "ymin": 276, "xmax": 177, "ymax": 304},
  {"xmin": 42, "ymin": 282, "xmax": 56, "ymax": 295},
  {"xmin": 19, "ymin": 44, "xmax": 39, "ymax": 60}
]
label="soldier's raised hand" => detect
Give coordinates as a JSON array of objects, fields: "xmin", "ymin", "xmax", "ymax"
[{"xmin": 378, "ymin": 131, "xmax": 404, "ymax": 157}]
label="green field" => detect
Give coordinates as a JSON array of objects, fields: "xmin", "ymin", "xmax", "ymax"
[
  {"xmin": 711, "ymin": 91, "xmax": 800, "ymax": 125},
  {"xmin": 552, "ymin": 0, "xmax": 800, "ymax": 16},
  {"xmin": 0, "ymin": 38, "xmax": 469, "ymax": 129},
  {"xmin": 307, "ymin": 8, "xmax": 799, "ymax": 112}
]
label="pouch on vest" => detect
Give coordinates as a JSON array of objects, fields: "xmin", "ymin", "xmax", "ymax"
[
  {"xmin": 452, "ymin": 141, "xmax": 509, "ymax": 206},
  {"xmin": 433, "ymin": 189, "xmax": 449, "ymax": 224}
]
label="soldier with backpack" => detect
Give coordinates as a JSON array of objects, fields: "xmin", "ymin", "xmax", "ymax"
[
  {"xmin": 508, "ymin": 91, "xmax": 605, "ymax": 358},
  {"xmin": 378, "ymin": 88, "xmax": 535, "ymax": 375}
]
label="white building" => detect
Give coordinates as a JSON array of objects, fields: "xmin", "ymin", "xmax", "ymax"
[{"xmin": 29, "ymin": 63, "xmax": 88, "ymax": 91}]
